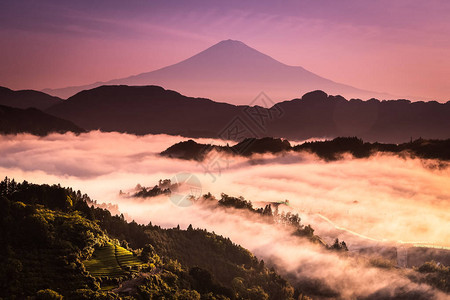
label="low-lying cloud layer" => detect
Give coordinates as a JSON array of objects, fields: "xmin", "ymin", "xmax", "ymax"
[{"xmin": 1, "ymin": 131, "xmax": 449, "ymax": 298}]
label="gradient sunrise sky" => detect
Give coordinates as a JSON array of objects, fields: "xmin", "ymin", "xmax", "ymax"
[{"xmin": 1, "ymin": 0, "xmax": 449, "ymax": 101}]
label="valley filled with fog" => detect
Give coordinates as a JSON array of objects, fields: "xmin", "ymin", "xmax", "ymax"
[{"xmin": 1, "ymin": 131, "xmax": 448, "ymax": 299}]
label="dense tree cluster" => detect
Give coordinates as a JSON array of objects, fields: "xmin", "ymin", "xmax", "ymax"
[
  {"xmin": 129, "ymin": 180, "xmax": 175, "ymax": 198},
  {"xmin": 327, "ymin": 239, "xmax": 348, "ymax": 252},
  {"xmin": 0, "ymin": 178, "xmax": 106, "ymax": 298},
  {"xmin": 130, "ymin": 187, "xmax": 334, "ymax": 247},
  {"xmin": 206, "ymin": 193, "xmax": 327, "ymax": 245}
]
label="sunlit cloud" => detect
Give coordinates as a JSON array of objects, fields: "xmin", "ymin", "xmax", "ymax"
[{"xmin": 0, "ymin": 131, "xmax": 448, "ymax": 247}]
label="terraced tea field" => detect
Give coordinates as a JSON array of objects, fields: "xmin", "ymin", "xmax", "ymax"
[{"xmin": 84, "ymin": 242, "xmax": 143, "ymax": 278}]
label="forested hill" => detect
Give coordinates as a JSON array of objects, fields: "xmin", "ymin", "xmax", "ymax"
[
  {"xmin": 1, "ymin": 178, "xmax": 448, "ymax": 298},
  {"xmin": 0, "ymin": 178, "xmax": 299, "ymax": 299},
  {"xmin": 161, "ymin": 137, "xmax": 450, "ymax": 162}
]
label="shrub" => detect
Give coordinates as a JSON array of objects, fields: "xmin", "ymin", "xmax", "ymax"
[{"xmin": 36, "ymin": 289, "xmax": 63, "ymax": 300}]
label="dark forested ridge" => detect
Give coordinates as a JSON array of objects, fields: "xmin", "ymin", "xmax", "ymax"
[
  {"xmin": 293, "ymin": 137, "xmax": 450, "ymax": 161},
  {"xmin": 0, "ymin": 178, "xmax": 300, "ymax": 299},
  {"xmin": 45, "ymin": 85, "xmax": 450, "ymax": 143},
  {"xmin": 160, "ymin": 137, "xmax": 291, "ymax": 161},
  {"xmin": 0, "ymin": 104, "xmax": 85, "ymax": 136},
  {"xmin": 0, "ymin": 86, "xmax": 62, "ymax": 110},
  {"xmin": 161, "ymin": 137, "xmax": 450, "ymax": 162}
]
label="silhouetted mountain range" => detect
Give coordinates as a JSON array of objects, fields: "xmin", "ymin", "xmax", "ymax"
[
  {"xmin": 0, "ymin": 104, "xmax": 84, "ymax": 135},
  {"xmin": 42, "ymin": 40, "xmax": 390, "ymax": 103},
  {"xmin": 45, "ymin": 85, "xmax": 450, "ymax": 143},
  {"xmin": 46, "ymin": 85, "xmax": 239, "ymax": 137},
  {"xmin": 0, "ymin": 86, "xmax": 62, "ymax": 110},
  {"xmin": 161, "ymin": 137, "xmax": 450, "ymax": 162}
]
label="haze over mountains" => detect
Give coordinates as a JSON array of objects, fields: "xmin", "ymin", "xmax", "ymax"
[{"xmin": 43, "ymin": 40, "xmax": 390, "ymax": 103}]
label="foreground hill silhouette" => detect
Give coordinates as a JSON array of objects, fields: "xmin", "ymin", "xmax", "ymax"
[
  {"xmin": 46, "ymin": 85, "xmax": 450, "ymax": 143},
  {"xmin": 0, "ymin": 86, "xmax": 62, "ymax": 110},
  {"xmin": 43, "ymin": 39, "xmax": 389, "ymax": 102},
  {"xmin": 0, "ymin": 104, "xmax": 84, "ymax": 135}
]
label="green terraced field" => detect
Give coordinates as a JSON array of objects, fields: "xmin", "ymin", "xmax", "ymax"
[
  {"xmin": 115, "ymin": 246, "xmax": 143, "ymax": 268},
  {"xmin": 84, "ymin": 243, "xmax": 143, "ymax": 278}
]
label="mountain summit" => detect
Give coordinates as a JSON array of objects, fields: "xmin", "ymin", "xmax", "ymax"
[{"xmin": 43, "ymin": 40, "xmax": 389, "ymax": 104}]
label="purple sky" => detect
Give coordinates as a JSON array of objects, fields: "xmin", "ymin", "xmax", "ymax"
[{"xmin": 1, "ymin": 0, "xmax": 450, "ymax": 101}]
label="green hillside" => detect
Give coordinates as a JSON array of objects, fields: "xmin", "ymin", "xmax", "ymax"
[
  {"xmin": 2, "ymin": 177, "xmax": 446, "ymax": 299},
  {"xmin": 0, "ymin": 178, "xmax": 298, "ymax": 299}
]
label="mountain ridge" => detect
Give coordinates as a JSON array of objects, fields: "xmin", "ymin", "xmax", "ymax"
[{"xmin": 45, "ymin": 85, "xmax": 450, "ymax": 143}]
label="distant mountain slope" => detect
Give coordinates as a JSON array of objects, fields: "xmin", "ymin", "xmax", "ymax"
[
  {"xmin": 0, "ymin": 104, "xmax": 84, "ymax": 135},
  {"xmin": 46, "ymin": 85, "xmax": 239, "ymax": 137},
  {"xmin": 269, "ymin": 90, "xmax": 450, "ymax": 143},
  {"xmin": 45, "ymin": 85, "xmax": 450, "ymax": 143},
  {"xmin": 43, "ymin": 40, "xmax": 390, "ymax": 103},
  {"xmin": 0, "ymin": 86, "xmax": 62, "ymax": 110}
]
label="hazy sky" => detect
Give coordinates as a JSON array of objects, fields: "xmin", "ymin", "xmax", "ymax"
[{"xmin": 1, "ymin": 0, "xmax": 450, "ymax": 101}]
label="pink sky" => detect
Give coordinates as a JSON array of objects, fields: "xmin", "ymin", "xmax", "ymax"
[{"xmin": 1, "ymin": 0, "xmax": 450, "ymax": 101}]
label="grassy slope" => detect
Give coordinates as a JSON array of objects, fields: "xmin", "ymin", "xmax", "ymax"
[{"xmin": 84, "ymin": 242, "xmax": 143, "ymax": 278}]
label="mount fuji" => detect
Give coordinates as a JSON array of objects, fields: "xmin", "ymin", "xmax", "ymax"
[{"xmin": 43, "ymin": 39, "xmax": 389, "ymax": 104}]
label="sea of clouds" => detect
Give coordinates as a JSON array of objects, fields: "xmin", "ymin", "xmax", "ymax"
[{"xmin": 1, "ymin": 131, "xmax": 449, "ymax": 299}]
